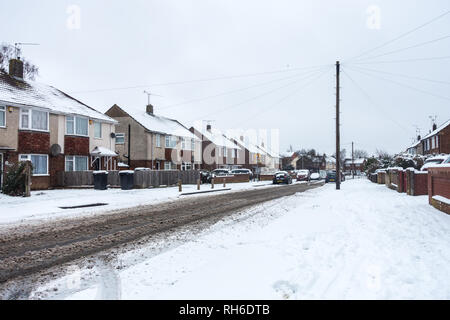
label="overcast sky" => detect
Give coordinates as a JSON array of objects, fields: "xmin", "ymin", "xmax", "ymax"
[{"xmin": 1, "ymin": 0, "xmax": 449, "ymax": 156}]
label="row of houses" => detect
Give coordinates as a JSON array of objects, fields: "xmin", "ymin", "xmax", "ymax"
[
  {"xmin": 405, "ymin": 120, "xmax": 450, "ymax": 156},
  {"xmin": 280, "ymin": 151, "xmax": 366, "ymax": 174},
  {"xmin": 0, "ymin": 58, "xmax": 280, "ymax": 190}
]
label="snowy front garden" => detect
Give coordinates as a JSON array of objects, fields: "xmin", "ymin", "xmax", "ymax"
[{"xmin": 30, "ymin": 178, "xmax": 450, "ymax": 300}]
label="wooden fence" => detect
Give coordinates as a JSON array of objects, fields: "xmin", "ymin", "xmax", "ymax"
[{"xmin": 56, "ymin": 170, "xmax": 200, "ymax": 188}]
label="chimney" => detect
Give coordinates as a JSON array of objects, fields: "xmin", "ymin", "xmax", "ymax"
[
  {"xmin": 9, "ymin": 58, "xmax": 24, "ymax": 79},
  {"xmin": 240, "ymin": 136, "xmax": 244, "ymax": 142},
  {"xmin": 146, "ymin": 104, "xmax": 154, "ymax": 115},
  {"xmin": 206, "ymin": 124, "xmax": 212, "ymax": 132},
  {"xmin": 417, "ymin": 135, "xmax": 421, "ymax": 141},
  {"xmin": 432, "ymin": 123, "xmax": 437, "ymax": 131}
]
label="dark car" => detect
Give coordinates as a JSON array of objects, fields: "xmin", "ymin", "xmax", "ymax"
[
  {"xmin": 199, "ymin": 170, "xmax": 211, "ymax": 184},
  {"xmin": 231, "ymin": 169, "xmax": 254, "ymax": 180},
  {"xmin": 273, "ymin": 171, "xmax": 293, "ymax": 185},
  {"xmin": 326, "ymin": 170, "xmax": 345, "ymax": 183},
  {"xmin": 325, "ymin": 171, "xmax": 337, "ymax": 183}
]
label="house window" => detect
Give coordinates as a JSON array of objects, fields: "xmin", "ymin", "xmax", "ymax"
[
  {"xmin": 223, "ymin": 147, "xmax": 227, "ymax": 157},
  {"xmin": 0, "ymin": 106, "xmax": 5, "ymax": 127},
  {"xmin": 191, "ymin": 139, "xmax": 195, "ymax": 151},
  {"xmin": 164, "ymin": 162, "xmax": 175, "ymax": 170},
  {"xmin": 66, "ymin": 116, "xmax": 88, "ymax": 136},
  {"xmin": 436, "ymin": 135, "xmax": 439, "ymax": 148},
  {"xmin": 94, "ymin": 122, "xmax": 102, "ymax": 139},
  {"xmin": 181, "ymin": 137, "xmax": 193, "ymax": 150},
  {"xmin": 181, "ymin": 162, "xmax": 192, "ymax": 171},
  {"xmin": 231, "ymin": 149, "xmax": 236, "ymax": 158},
  {"xmin": 432, "ymin": 136, "xmax": 436, "ymax": 149},
  {"xmin": 116, "ymin": 133, "xmax": 125, "ymax": 144},
  {"xmin": 156, "ymin": 134, "xmax": 161, "ymax": 148},
  {"xmin": 65, "ymin": 156, "xmax": 88, "ymax": 172},
  {"xmin": 20, "ymin": 108, "xmax": 49, "ymax": 131},
  {"xmin": 165, "ymin": 136, "xmax": 177, "ymax": 148},
  {"xmin": 19, "ymin": 154, "xmax": 48, "ymax": 176}
]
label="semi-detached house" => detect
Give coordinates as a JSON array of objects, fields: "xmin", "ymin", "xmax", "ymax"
[
  {"xmin": 105, "ymin": 104, "xmax": 201, "ymax": 170},
  {"xmin": 0, "ymin": 59, "xmax": 118, "ymax": 190}
]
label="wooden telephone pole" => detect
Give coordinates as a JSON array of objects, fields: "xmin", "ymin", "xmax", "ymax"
[{"xmin": 336, "ymin": 61, "xmax": 341, "ymax": 190}]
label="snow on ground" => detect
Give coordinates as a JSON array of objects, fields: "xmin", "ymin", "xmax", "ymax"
[
  {"xmin": 32, "ymin": 179, "xmax": 450, "ymax": 300},
  {"xmin": 0, "ymin": 181, "xmax": 282, "ymax": 226}
]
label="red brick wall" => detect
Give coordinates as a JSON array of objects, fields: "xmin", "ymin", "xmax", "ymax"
[
  {"xmin": 397, "ymin": 170, "xmax": 405, "ymax": 193},
  {"xmin": 213, "ymin": 174, "xmax": 250, "ymax": 184},
  {"xmin": 31, "ymin": 176, "xmax": 50, "ymax": 190},
  {"xmin": 65, "ymin": 136, "xmax": 89, "ymax": 155},
  {"xmin": 428, "ymin": 167, "xmax": 450, "ymax": 214},
  {"xmin": 414, "ymin": 173, "xmax": 428, "ymax": 195},
  {"xmin": 439, "ymin": 126, "xmax": 450, "ymax": 154},
  {"xmin": 18, "ymin": 131, "xmax": 50, "ymax": 154}
]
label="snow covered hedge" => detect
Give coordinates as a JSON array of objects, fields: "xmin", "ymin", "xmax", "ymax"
[{"xmin": 2, "ymin": 162, "xmax": 28, "ymax": 196}]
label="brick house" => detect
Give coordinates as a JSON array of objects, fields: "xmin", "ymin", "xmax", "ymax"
[
  {"xmin": 105, "ymin": 104, "xmax": 201, "ymax": 170},
  {"xmin": 344, "ymin": 158, "xmax": 366, "ymax": 174},
  {"xmin": 0, "ymin": 59, "xmax": 118, "ymax": 190},
  {"xmin": 190, "ymin": 125, "xmax": 241, "ymax": 171},
  {"xmin": 421, "ymin": 119, "xmax": 450, "ymax": 155}
]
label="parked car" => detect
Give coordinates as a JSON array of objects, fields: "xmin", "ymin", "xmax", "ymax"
[
  {"xmin": 310, "ymin": 172, "xmax": 321, "ymax": 181},
  {"xmin": 273, "ymin": 171, "xmax": 293, "ymax": 185},
  {"xmin": 326, "ymin": 170, "xmax": 345, "ymax": 183},
  {"xmin": 420, "ymin": 155, "xmax": 449, "ymax": 171},
  {"xmin": 443, "ymin": 155, "xmax": 450, "ymax": 164},
  {"xmin": 231, "ymin": 169, "xmax": 254, "ymax": 180},
  {"xmin": 296, "ymin": 169, "xmax": 310, "ymax": 181},
  {"xmin": 211, "ymin": 169, "xmax": 231, "ymax": 178},
  {"xmin": 199, "ymin": 170, "xmax": 211, "ymax": 184}
]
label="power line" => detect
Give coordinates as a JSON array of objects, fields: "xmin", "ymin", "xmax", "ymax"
[
  {"xmin": 69, "ymin": 63, "xmax": 332, "ymax": 94},
  {"xmin": 159, "ymin": 66, "xmax": 328, "ymax": 111},
  {"xmin": 347, "ymin": 65, "xmax": 450, "ymax": 85},
  {"xmin": 346, "ymin": 66, "xmax": 450, "ymax": 101},
  {"xmin": 354, "ymin": 34, "xmax": 450, "ymax": 62},
  {"xmin": 231, "ymin": 68, "xmax": 332, "ymax": 128},
  {"xmin": 349, "ymin": 55, "xmax": 450, "ymax": 65},
  {"xmin": 341, "ymin": 68, "xmax": 410, "ymax": 133},
  {"xmin": 347, "ymin": 9, "xmax": 450, "ymax": 62},
  {"xmin": 188, "ymin": 68, "xmax": 329, "ymax": 122}
]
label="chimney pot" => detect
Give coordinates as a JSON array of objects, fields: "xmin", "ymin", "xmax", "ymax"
[
  {"xmin": 432, "ymin": 123, "xmax": 437, "ymax": 131},
  {"xmin": 9, "ymin": 59, "xmax": 24, "ymax": 79},
  {"xmin": 146, "ymin": 104, "xmax": 154, "ymax": 115},
  {"xmin": 206, "ymin": 124, "xmax": 212, "ymax": 132}
]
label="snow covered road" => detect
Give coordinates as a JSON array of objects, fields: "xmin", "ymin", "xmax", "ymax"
[{"xmin": 21, "ymin": 179, "xmax": 450, "ymax": 299}]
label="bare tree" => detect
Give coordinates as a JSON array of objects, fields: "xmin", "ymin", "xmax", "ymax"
[
  {"xmin": 354, "ymin": 149, "xmax": 368, "ymax": 158},
  {"xmin": 0, "ymin": 43, "xmax": 39, "ymax": 80}
]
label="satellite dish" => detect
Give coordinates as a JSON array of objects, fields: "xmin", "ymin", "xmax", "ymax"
[
  {"xmin": 50, "ymin": 144, "xmax": 62, "ymax": 157},
  {"xmin": 110, "ymin": 132, "xmax": 116, "ymax": 139}
]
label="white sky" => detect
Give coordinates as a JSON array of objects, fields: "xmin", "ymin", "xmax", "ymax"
[{"xmin": 1, "ymin": 0, "xmax": 449, "ymax": 156}]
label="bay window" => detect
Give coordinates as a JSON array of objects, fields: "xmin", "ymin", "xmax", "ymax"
[
  {"xmin": 66, "ymin": 115, "xmax": 88, "ymax": 136},
  {"xmin": 165, "ymin": 136, "xmax": 178, "ymax": 148},
  {"xmin": 0, "ymin": 106, "xmax": 5, "ymax": 127},
  {"xmin": 65, "ymin": 156, "xmax": 89, "ymax": 172},
  {"xmin": 164, "ymin": 162, "xmax": 176, "ymax": 170},
  {"xmin": 19, "ymin": 154, "xmax": 48, "ymax": 176},
  {"xmin": 94, "ymin": 122, "xmax": 102, "ymax": 139},
  {"xmin": 20, "ymin": 108, "xmax": 49, "ymax": 131}
]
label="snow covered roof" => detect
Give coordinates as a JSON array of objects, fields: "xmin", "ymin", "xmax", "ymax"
[
  {"xmin": 0, "ymin": 71, "xmax": 116, "ymax": 123},
  {"xmin": 344, "ymin": 158, "xmax": 366, "ymax": 165},
  {"xmin": 194, "ymin": 127, "xmax": 240, "ymax": 149},
  {"xmin": 326, "ymin": 156, "xmax": 336, "ymax": 163},
  {"xmin": 256, "ymin": 144, "xmax": 280, "ymax": 159},
  {"xmin": 125, "ymin": 109, "xmax": 199, "ymax": 140},
  {"xmin": 406, "ymin": 140, "xmax": 421, "ymax": 150},
  {"xmin": 91, "ymin": 146, "xmax": 118, "ymax": 157},
  {"xmin": 422, "ymin": 119, "xmax": 450, "ymax": 140}
]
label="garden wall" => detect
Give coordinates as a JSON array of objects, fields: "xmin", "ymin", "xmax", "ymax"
[{"xmin": 428, "ymin": 166, "xmax": 450, "ymax": 215}]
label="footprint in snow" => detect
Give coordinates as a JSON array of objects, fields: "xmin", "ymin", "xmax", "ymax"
[{"xmin": 273, "ymin": 280, "xmax": 298, "ymax": 300}]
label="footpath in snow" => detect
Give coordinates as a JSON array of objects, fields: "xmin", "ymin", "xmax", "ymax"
[{"xmin": 30, "ymin": 178, "xmax": 450, "ymax": 300}]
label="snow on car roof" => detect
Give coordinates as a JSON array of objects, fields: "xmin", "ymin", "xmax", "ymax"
[
  {"xmin": 0, "ymin": 71, "xmax": 116, "ymax": 123},
  {"xmin": 126, "ymin": 109, "xmax": 200, "ymax": 140}
]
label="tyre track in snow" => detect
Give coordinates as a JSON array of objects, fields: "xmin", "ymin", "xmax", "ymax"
[{"xmin": 0, "ymin": 182, "xmax": 323, "ymax": 284}]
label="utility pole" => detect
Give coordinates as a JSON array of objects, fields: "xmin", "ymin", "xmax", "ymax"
[
  {"xmin": 336, "ymin": 61, "xmax": 341, "ymax": 190},
  {"xmin": 352, "ymin": 141, "xmax": 355, "ymax": 180}
]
